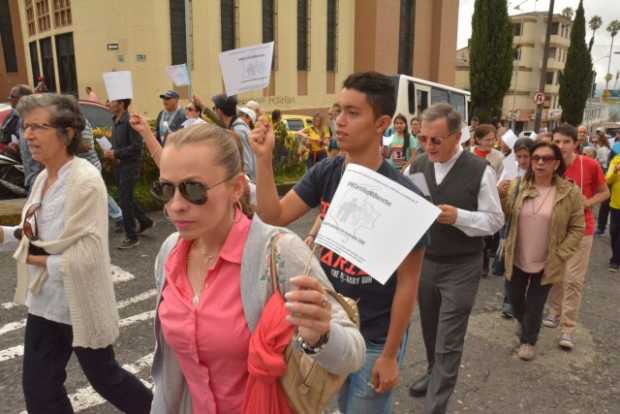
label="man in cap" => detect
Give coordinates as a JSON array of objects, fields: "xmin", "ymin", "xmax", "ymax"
[
  {"xmin": 238, "ymin": 107, "xmax": 256, "ymax": 129},
  {"xmin": 212, "ymin": 94, "xmax": 256, "ymax": 181},
  {"xmin": 155, "ymin": 90, "xmax": 186, "ymax": 144}
]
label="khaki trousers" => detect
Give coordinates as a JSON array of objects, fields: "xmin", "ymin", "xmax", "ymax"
[{"xmin": 548, "ymin": 235, "xmax": 593, "ymax": 335}]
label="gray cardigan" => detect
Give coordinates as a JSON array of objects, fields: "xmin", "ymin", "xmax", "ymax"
[{"xmin": 150, "ymin": 216, "xmax": 366, "ymax": 414}]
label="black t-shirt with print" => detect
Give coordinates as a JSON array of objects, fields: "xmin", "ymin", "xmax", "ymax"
[{"xmin": 294, "ymin": 155, "xmax": 429, "ymax": 342}]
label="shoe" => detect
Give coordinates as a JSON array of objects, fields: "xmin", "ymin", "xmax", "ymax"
[
  {"xmin": 517, "ymin": 344, "xmax": 536, "ymax": 361},
  {"xmin": 595, "ymin": 229, "xmax": 605, "ymax": 237},
  {"xmin": 114, "ymin": 221, "xmax": 124, "ymax": 234},
  {"xmin": 502, "ymin": 303, "xmax": 514, "ymax": 319},
  {"xmin": 559, "ymin": 333, "xmax": 574, "ymax": 350},
  {"xmin": 609, "ymin": 263, "xmax": 619, "ymax": 272},
  {"xmin": 118, "ymin": 238, "xmax": 140, "ymax": 249},
  {"xmin": 137, "ymin": 220, "xmax": 154, "ymax": 234},
  {"xmin": 409, "ymin": 373, "xmax": 430, "ymax": 398},
  {"xmin": 542, "ymin": 314, "xmax": 560, "ymax": 328}
]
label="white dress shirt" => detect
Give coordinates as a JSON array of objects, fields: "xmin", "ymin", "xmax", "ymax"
[
  {"xmin": 1, "ymin": 159, "xmax": 74, "ymax": 325},
  {"xmin": 433, "ymin": 148, "xmax": 505, "ymax": 237}
]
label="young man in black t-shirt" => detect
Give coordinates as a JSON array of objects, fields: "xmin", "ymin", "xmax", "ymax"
[{"xmin": 250, "ymin": 71, "xmax": 427, "ymax": 413}]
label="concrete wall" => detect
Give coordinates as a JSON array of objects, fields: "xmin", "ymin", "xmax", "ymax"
[{"xmin": 0, "ymin": 0, "xmax": 28, "ymax": 99}]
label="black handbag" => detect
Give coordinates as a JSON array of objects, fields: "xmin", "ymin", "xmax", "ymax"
[{"xmin": 492, "ymin": 177, "xmax": 521, "ymax": 276}]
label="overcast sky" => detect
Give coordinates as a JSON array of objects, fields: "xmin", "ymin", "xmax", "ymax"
[{"xmin": 457, "ymin": 0, "xmax": 620, "ymax": 86}]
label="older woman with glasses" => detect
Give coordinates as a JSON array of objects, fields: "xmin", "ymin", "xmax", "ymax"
[
  {"xmin": 0, "ymin": 94, "xmax": 152, "ymax": 413},
  {"xmin": 501, "ymin": 141, "xmax": 584, "ymax": 361}
]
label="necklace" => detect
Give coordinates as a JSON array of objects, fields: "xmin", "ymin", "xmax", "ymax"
[{"xmin": 531, "ymin": 186, "xmax": 554, "ymax": 215}]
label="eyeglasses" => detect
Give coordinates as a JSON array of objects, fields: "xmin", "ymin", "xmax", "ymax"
[
  {"xmin": 418, "ymin": 132, "xmax": 457, "ymax": 146},
  {"xmin": 531, "ymin": 155, "xmax": 557, "ymax": 164},
  {"xmin": 15, "ymin": 202, "xmax": 41, "ymax": 241},
  {"xmin": 21, "ymin": 122, "xmax": 54, "ymax": 133},
  {"xmin": 186, "ymin": 106, "xmax": 196, "ymax": 112},
  {"xmin": 151, "ymin": 174, "xmax": 237, "ymax": 205}
]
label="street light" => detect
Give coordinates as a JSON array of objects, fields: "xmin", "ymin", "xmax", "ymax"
[{"xmin": 593, "ymin": 52, "xmax": 620, "ymax": 64}]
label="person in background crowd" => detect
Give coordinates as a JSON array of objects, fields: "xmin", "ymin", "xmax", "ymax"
[
  {"xmin": 1, "ymin": 93, "xmax": 153, "ymax": 414},
  {"xmin": 181, "ymin": 102, "xmax": 207, "ymax": 129},
  {"xmin": 271, "ymin": 109, "xmax": 289, "ymax": 167},
  {"xmin": 497, "ymin": 138, "xmax": 535, "ymax": 318},
  {"xmin": 501, "ymin": 141, "xmax": 584, "ymax": 361},
  {"xmin": 537, "ymin": 132, "xmax": 553, "ymax": 143},
  {"xmin": 471, "ymin": 124, "xmax": 504, "ymax": 178},
  {"xmin": 238, "ymin": 107, "xmax": 256, "ymax": 130},
  {"xmin": 244, "ymin": 99, "xmax": 261, "ymax": 120},
  {"xmin": 577, "ymin": 125, "xmax": 592, "ymax": 154},
  {"xmin": 2, "ymin": 85, "xmax": 31, "ymax": 145},
  {"xmin": 85, "ymin": 86, "xmax": 100, "ymax": 103},
  {"xmin": 328, "ymin": 103, "xmax": 342, "ymax": 157},
  {"xmin": 469, "ymin": 116, "xmax": 480, "ymax": 134},
  {"xmin": 104, "ymin": 99, "xmax": 154, "ymax": 249},
  {"xmin": 385, "ymin": 113, "xmax": 414, "ymax": 170},
  {"xmin": 155, "ymin": 90, "xmax": 186, "ymax": 144},
  {"xmin": 408, "ymin": 103, "xmax": 504, "ymax": 414},
  {"xmin": 605, "ymin": 150, "xmax": 620, "ymax": 271},
  {"xmin": 251, "ymin": 71, "xmax": 427, "ymax": 414},
  {"xmin": 583, "ymin": 146, "xmax": 596, "ymax": 160},
  {"xmin": 297, "ymin": 112, "xmax": 330, "ymax": 170},
  {"xmin": 594, "ymin": 131, "xmax": 612, "ymax": 236},
  {"xmin": 34, "ymin": 76, "xmax": 48, "ymax": 93},
  {"xmin": 212, "ymin": 94, "xmax": 256, "ymax": 182},
  {"xmin": 544, "ymin": 124, "xmax": 609, "ymax": 350}
]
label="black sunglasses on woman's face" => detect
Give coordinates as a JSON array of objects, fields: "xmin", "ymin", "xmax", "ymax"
[{"xmin": 151, "ymin": 174, "xmax": 237, "ymax": 205}]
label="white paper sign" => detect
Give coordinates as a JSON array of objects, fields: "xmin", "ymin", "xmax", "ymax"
[
  {"xmin": 219, "ymin": 42, "xmax": 274, "ymax": 96},
  {"xmin": 500, "ymin": 154, "xmax": 518, "ymax": 181},
  {"xmin": 501, "ymin": 129, "xmax": 519, "ymax": 150},
  {"xmin": 96, "ymin": 137, "xmax": 112, "ymax": 151},
  {"xmin": 166, "ymin": 64, "xmax": 190, "ymax": 86},
  {"xmin": 315, "ymin": 164, "xmax": 440, "ymax": 285},
  {"xmin": 460, "ymin": 126, "xmax": 471, "ymax": 145},
  {"xmin": 10, "ymin": 134, "xmax": 19, "ymax": 145},
  {"xmin": 103, "ymin": 71, "xmax": 133, "ymax": 101}
]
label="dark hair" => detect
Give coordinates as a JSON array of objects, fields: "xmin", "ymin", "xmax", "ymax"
[
  {"xmin": 118, "ymin": 99, "xmax": 131, "ymax": 110},
  {"xmin": 471, "ymin": 116, "xmax": 480, "ymax": 123},
  {"xmin": 598, "ymin": 133, "xmax": 610, "ymax": 148},
  {"xmin": 271, "ymin": 109, "xmax": 282, "ymax": 122},
  {"xmin": 473, "ymin": 124, "xmax": 496, "ymax": 144},
  {"xmin": 525, "ymin": 141, "xmax": 566, "ymax": 181},
  {"xmin": 342, "ymin": 71, "xmax": 396, "ymax": 119},
  {"xmin": 553, "ymin": 123, "xmax": 578, "ymax": 142},
  {"xmin": 16, "ymin": 93, "xmax": 86, "ymax": 155},
  {"xmin": 513, "ymin": 137, "xmax": 535, "ymax": 153},
  {"xmin": 12, "ymin": 84, "xmax": 33, "ymax": 98},
  {"xmin": 212, "ymin": 94, "xmax": 238, "ymax": 117},
  {"xmin": 393, "ymin": 114, "xmax": 411, "ymax": 156}
]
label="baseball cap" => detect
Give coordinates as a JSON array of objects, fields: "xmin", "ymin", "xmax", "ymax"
[
  {"xmin": 238, "ymin": 107, "xmax": 257, "ymax": 124},
  {"xmin": 159, "ymin": 90, "xmax": 180, "ymax": 99},
  {"xmin": 212, "ymin": 94, "xmax": 238, "ymax": 117}
]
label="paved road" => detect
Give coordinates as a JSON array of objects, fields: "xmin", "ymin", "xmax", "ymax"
[{"xmin": 0, "ymin": 211, "xmax": 618, "ymax": 413}]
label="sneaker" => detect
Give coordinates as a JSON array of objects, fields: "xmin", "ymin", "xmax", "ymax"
[
  {"xmin": 517, "ymin": 344, "xmax": 536, "ymax": 361},
  {"xmin": 502, "ymin": 303, "xmax": 514, "ymax": 319},
  {"xmin": 118, "ymin": 238, "xmax": 140, "ymax": 249},
  {"xmin": 559, "ymin": 333, "xmax": 574, "ymax": 350},
  {"xmin": 137, "ymin": 220, "xmax": 154, "ymax": 234},
  {"xmin": 542, "ymin": 314, "xmax": 560, "ymax": 328},
  {"xmin": 609, "ymin": 263, "xmax": 619, "ymax": 272}
]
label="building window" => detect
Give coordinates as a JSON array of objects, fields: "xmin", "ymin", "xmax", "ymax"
[
  {"xmin": 548, "ymin": 47, "xmax": 557, "ymax": 60},
  {"xmin": 55, "ymin": 32, "xmax": 77, "ymax": 96},
  {"xmin": 297, "ymin": 0, "xmax": 310, "ymax": 71},
  {"xmin": 35, "ymin": 0, "xmax": 51, "ymax": 32},
  {"xmin": 26, "ymin": 0, "xmax": 36, "ymax": 36},
  {"xmin": 52, "ymin": 0, "xmax": 71, "ymax": 28},
  {"xmin": 39, "ymin": 36, "xmax": 56, "ymax": 92},
  {"xmin": 262, "ymin": 0, "xmax": 277, "ymax": 69},
  {"xmin": 326, "ymin": 0, "xmax": 338, "ymax": 72},
  {"xmin": 169, "ymin": 0, "xmax": 187, "ymax": 65},
  {"xmin": 513, "ymin": 23, "xmax": 522, "ymax": 36},
  {"xmin": 398, "ymin": 0, "xmax": 414, "ymax": 75},
  {"xmin": 29, "ymin": 41, "xmax": 41, "ymax": 82},
  {"xmin": 550, "ymin": 21, "xmax": 559, "ymax": 35},
  {"xmin": 221, "ymin": 0, "xmax": 238, "ymax": 51},
  {"xmin": 513, "ymin": 47, "xmax": 521, "ymax": 61},
  {"xmin": 0, "ymin": 0, "xmax": 18, "ymax": 73},
  {"xmin": 545, "ymin": 71, "xmax": 554, "ymax": 85}
]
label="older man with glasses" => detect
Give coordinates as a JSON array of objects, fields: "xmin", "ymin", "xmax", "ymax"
[{"xmin": 407, "ymin": 103, "xmax": 504, "ymax": 414}]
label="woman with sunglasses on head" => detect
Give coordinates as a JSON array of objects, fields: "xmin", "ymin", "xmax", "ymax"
[
  {"xmin": 181, "ymin": 102, "xmax": 207, "ymax": 129},
  {"xmin": 501, "ymin": 141, "xmax": 584, "ymax": 361},
  {"xmin": 0, "ymin": 94, "xmax": 152, "ymax": 413},
  {"xmin": 141, "ymin": 124, "xmax": 365, "ymax": 413}
]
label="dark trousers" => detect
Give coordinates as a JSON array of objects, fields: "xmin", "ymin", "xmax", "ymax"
[
  {"xmin": 610, "ymin": 207, "xmax": 620, "ymax": 265},
  {"xmin": 418, "ymin": 255, "xmax": 481, "ymax": 414},
  {"xmin": 23, "ymin": 314, "xmax": 152, "ymax": 414},
  {"xmin": 482, "ymin": 233, "xmax": 499, "ymax": 276},
  {"xmin": 508, "ymin": 267, "xmax": 552, "ymax": 345},
  {"xmin": 598, "ymin": 198, "xmax": 610, "ymax": 233},
  {"xmin": 116, "ymin": 166, "xmax": 150, "ymax": 241},
  {"xmin": 306, "ymin": 150, "xmax": 327, "ymax": 169}
]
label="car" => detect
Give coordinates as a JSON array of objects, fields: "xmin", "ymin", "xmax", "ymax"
[
  {"xmin": 518, "ymin": 130, "xmax": 537, "ymax": 139},
  {"xmin": 282, "ymin": 114, "xmax": 313, "ymax": 141},
  {"xmin": 78, "ymin": 100, "xmax": 113, "ymax": 129},
  {"xmin": 0, "ymin": 103, "xmax": 12, "ymax": 127}
]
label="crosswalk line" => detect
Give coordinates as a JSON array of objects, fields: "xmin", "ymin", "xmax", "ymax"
[
  {"xmin": 0, "ymin": 289, "xmax": 157, "ymax": 337},
  {"xmin": 18, "ymin": 353, "xmax": 154, "ymax": 414}
]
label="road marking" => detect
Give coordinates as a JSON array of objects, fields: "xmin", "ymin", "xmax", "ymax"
[
  {"xmin": 0, "ymin": 344, "xmax": 24, "ymax": 362},
  {"xmin": 18, "ymin": 353, "xmax": 154, "ymax": 414},
  {"xmin": 0, "ymin": 289, "xmax": 157, "ymax": 337}
]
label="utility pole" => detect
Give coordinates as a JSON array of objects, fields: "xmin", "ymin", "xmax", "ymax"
[{"xmin": 534, "ymin": 0, "xmax": 555, "ymax": 132}]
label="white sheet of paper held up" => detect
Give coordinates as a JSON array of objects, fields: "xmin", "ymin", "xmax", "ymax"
[
  {"xmin": 410, "ymin": 172, "xmax": 431, "ymax": 198},
  {"xmin": 166, "ymin": 64, "xmax": 190, "ymax": 87},
  {"xmin": 96, "ymin": 137, "xmax": 112, "ymax": 151},
  {"xmin": 315, "ymin": 164, "xmax": 440, "ymax": 285},
  {"xmin": 219, "ymin": 42, "xmax": 274, "ymax": 96},
  {"xmin": 10, "ymin": 134, "xmax": 19, "ymax": 145},
  {"xmin": 103, "ymin": 71, "xmax": 133, "ymax": 101},
  {"xmin": 501, "ymin": 154, "xmax": 518, "ymax": 181}
]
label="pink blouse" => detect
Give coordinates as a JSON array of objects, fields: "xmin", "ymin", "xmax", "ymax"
[{"xmin": 159, "ymin": 213, "xmax": 252, "ymax": 414}]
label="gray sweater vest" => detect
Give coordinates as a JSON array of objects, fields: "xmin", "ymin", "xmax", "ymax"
[{"xmin": 410, "ymin": 151, "xmax": 487, "ymax": 262}]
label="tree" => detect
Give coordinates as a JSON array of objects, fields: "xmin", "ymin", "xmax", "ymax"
[
  {"xmin": 562, "ymin": 7, "xmax": 574, "ymax": 20},
  {"xmin": 558, "ymin": 0, "xmax": 592, "ymax": 125},
  {"xmin": 469, "ymin": 0, "xmax": 513, "ymax": 123},
  {"xmin": 588, "ymin": 15, "xmax": 602, "ymax": 52},
  {"xmin": 606, "ymin": 20, "xmax": 620, "ymax": 90}
]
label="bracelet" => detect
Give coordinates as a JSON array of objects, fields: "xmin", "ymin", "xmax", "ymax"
[{"xmin": 297, "ymin": 333, "xmax": 329, "ymax": 355}]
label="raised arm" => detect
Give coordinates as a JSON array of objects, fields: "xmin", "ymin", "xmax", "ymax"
[{"xmin": 130, "ymin": 113, "xmax": 162, "ymax": 167}]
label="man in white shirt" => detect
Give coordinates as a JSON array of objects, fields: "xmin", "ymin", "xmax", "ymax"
[{"xmin": 407, "ymin": 103, "xmax": 504, "ymax": 414}]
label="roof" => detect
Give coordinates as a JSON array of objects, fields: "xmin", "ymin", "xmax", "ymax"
[{"xmin": 510, "ymin": 12, "xmax": 572, "ymax": 23}]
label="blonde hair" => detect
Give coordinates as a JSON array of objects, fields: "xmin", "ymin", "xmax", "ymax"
[{"xmin": 165, "ymin": 124, "xmax": 253, "ymax": 217}]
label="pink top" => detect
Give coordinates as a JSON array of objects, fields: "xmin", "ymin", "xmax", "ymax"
[
  {"xmin": 515, "ymin": 185, "xmax": 556, "ymax": 273},
  {"xmin": 159, "ymin": 213, "xmax": 252, "ymax": 414}
]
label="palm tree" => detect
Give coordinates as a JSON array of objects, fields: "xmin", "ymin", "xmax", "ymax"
[
  {"xmin": 588, "ymin": 15, "xmax": 602, "ymax": 52},
  {"xmin": 561, "ymin": 7, "xmax": 574, "ymax": 20},
  {"xmin": 605, "ymin": 20, "xmax": 620, "ymax": 90}
]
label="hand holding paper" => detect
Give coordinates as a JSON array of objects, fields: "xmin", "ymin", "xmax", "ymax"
[
  {"xmin": 437, "ymin": 204, "xmax": 458, "ymax": 225},
  {"xmin": 97, "ymin": 137, "xmax": 112, "ymax": 151}
]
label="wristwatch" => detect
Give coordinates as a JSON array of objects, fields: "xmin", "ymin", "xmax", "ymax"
[{"xmin": 297, "ymin": 332, "xmax": 330, "ymax": 355}]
